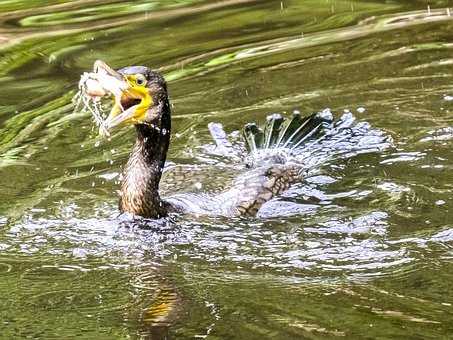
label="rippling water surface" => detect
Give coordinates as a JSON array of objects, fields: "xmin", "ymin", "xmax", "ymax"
[{"xmin": 1, "ymin": 0, "xmax": 453, "ymax": 338}]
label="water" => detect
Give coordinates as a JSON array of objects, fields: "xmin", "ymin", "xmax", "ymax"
[{"xmin": 1, "ymin": 0, "xmax": 453, "ymax": 338}]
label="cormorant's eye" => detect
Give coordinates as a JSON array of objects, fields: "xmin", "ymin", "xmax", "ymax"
[{"xmin": 135, "ymin": 74, "xmax": 147, "ymax": 86}]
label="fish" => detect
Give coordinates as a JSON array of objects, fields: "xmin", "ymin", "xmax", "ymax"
[{"xmin": 74, "ymin": 60, "xmax": 128, "ymax": 136}]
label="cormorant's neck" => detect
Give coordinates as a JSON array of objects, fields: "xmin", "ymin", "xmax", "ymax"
[{"xmin": 120, "ymin": 103, "xmax": 171, "ymax": 218}]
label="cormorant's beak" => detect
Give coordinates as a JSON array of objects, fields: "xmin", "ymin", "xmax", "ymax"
[
  {"xmin": 103, "ymin": 85, "xmax": 152, "ymax": 134},
  {"xmin": 90, "ymin": 60, "xmax": 152, "ymax": 135}
]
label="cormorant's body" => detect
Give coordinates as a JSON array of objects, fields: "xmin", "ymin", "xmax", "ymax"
[
  {"xmin": 118, "ymin": 113, "xmax": 307, "ymax": 218},
  {"xmin": 116, "ymin": 83, "xmax": 329, "ymax": 218},
  {"xmin": 165, "ymin": 163, "xmax": 301, "ymax": 217}
]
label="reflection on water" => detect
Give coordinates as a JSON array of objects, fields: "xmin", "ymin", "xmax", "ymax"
[{"xmin": 0, "ymin": 0, "xmax": 453, "ymax": 338}]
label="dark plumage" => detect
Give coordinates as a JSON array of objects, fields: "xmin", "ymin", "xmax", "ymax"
[{"xmin": 117, "ymin": 68, "xmax": 171, "ymax": 218}]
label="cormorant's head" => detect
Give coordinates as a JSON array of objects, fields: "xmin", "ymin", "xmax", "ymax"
[{"xmin": 90, "ymin": 60, "xmax": 169, "ymax": 134}]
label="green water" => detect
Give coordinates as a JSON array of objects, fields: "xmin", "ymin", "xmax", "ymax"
[{"xmin": 1, "ymin": 0, "xmax": 453, "ymax": 338}]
